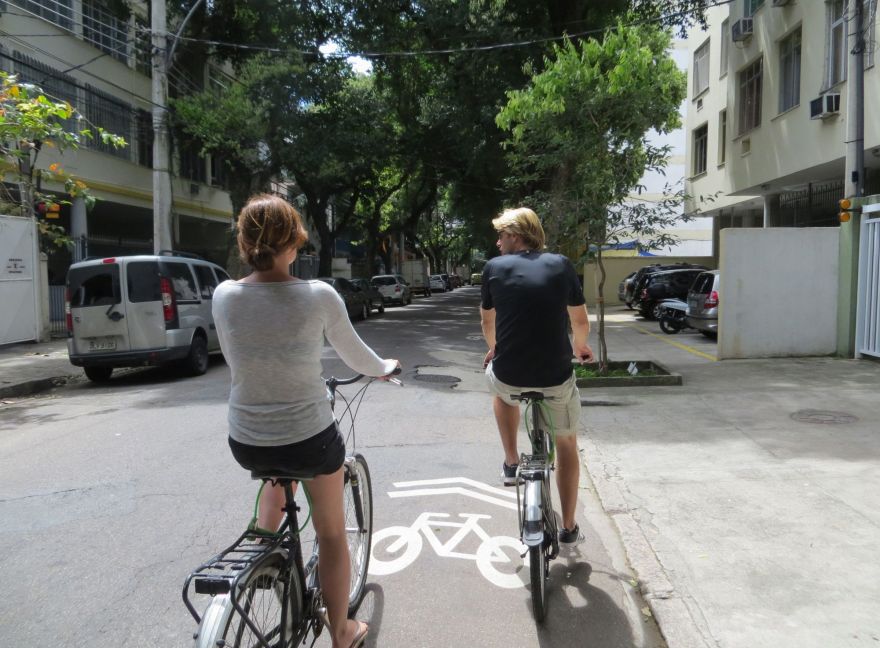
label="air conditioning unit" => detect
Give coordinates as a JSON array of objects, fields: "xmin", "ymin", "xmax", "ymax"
[
  {"xmin": 810, "ymin": 93, "xmax": 841, "ymax": 119},
  {"xmin": 732, "ymin": 17, "xmax": 754, "ymax": 42},
  {"xmin": 771, "ymin": 0, "xmax": 791, "ymax": 6}
]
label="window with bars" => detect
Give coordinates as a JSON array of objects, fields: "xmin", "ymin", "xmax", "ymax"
[
  {"xmin": 134, "ymin": 16, "xmax": 152, "ymax": 76},
  {"xmin": 693, "ymin": 40, "xmax": 710, "ymax": 97},
  {"xmin": 9, "ymin": 0, "xmax": 73, "ymax": 30},
  {"xmin": 779, "ymin": 28, "xmax": 801, "ymax": 113},
  {"xmin": 84, "ymin": 85, "xmax": 132, "ymax": 160},
  {"xmin": 738, "ymin": 57, "xmax": 763, "ymax": 135},
  {"xmin": 744, "ymin": 0, "xmax": 764, "ymax": 17},
  {"xmin": 179, "ymin": 140, "xmax": 207, "ymax": 184},
  {"xmin": 864, "ymin": 0, "xmax": 877, "ymax": 68},
  {"xmin": 693, "ymin": 124, "xmax": 708, "ymax": 176},
  {"xmin": 718, "ymin": 110, "xmax": 727, "ymax": 165},
  {"xmin": 82, "ymin": 0, "xmax": 129, "ymax": 64},
  {"xmin": 828, "ymin": 0, "xmax": 847, "ymax": 87},
  {"xmin": 720, "ymin": 19, "xmax": 729, "ymax": 78},
  {"xmin": 11, "ymin": 52, "xmax": 78, "ymax": 132},
  {"xmin": 136, "ymin": 109, "xmax": 153, "ymax": 168},
  {"xmin": 210, "ymin": 155, "xmax": 229, "ymax": 189}
]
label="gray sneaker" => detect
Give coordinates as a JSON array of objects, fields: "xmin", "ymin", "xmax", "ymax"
[
  {"xmin": 559, "ymin": 524, "xmax": 584, "ymax": 545},
  {"xmin": 501, "ymin": 462, "xmax": 518, "ymax": 486}
]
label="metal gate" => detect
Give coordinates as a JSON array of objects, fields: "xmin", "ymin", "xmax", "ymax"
[
  {"xmin": 856, "ymin": 203, "xmax": 880, "ymax": 358},
  {"xmin": 0, "ymin": 215, "xmax": 38, "ymax": 344}
]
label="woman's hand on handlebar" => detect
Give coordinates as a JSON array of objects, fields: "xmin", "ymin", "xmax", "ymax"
[{"xmin": 379, "ymin": 360, "xmax": 402, "ymax": 383}]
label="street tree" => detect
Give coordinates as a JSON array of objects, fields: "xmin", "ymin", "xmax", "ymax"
[
  {"xmin": 0, "ymin": 72, "xmax": 125, "ymax": 251},
  {"xmin": 496, "ymin": 20, "xmax": 687, "ymax": 369}
]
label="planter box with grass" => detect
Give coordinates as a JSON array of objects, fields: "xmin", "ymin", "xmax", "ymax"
[{"xmin": 574, "ymin": 360, "xmax": 682, "ymax": 387}]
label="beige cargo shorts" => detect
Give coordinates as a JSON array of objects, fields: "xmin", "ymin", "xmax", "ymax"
[{"xmin": 485, "ymin": 364, "xmax": 582, "ymax": 437}]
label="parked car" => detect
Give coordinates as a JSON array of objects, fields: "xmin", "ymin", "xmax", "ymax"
[
  {"xmin": 450, "ymin": 275, "xmax": 463, "ymax": 289},
  {"xmin": 439, "ymin": 273, "xmax": 452, "ymax": 291},
  {"xmin": 632, "ymin": 268, "xmax": 705, "ymax": 320},
  {"xmin": 351, "ymin": 278, "xmax": 384, "ymax": 315},
  {"xmin": 470, "ymin": 272, "xmax": 482, "ymax": 286},
  {"xmin": 371, "ymin": 274, "xmax": 412, "ymax": 305},
  {"xmin": 318, "ymin": 277, "xmax": 371, "ymax": 320},
  {"xmin": 618, "ymin": 271, "xmax": 637, "ymax": 307},
  {"xmin": 429, "ymin": 274, "xmax": 446, "ymax": 292},
  {"xmin": 686, "ymin": 270, "xmax": 720, "ymax": 337},
  {"xmin": 66, "ymin": 252, "xmax": 230, "ymax": 382},
  {"xmin": 624, "ymin": 263, "xmax": 708, "ymax": 307}
]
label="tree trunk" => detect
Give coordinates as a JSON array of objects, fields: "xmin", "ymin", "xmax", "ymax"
[{"xmin": 596, "ymin": 249, "xmax": 608, "ymax": 372}]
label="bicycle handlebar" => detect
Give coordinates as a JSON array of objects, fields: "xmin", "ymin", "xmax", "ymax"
[{"xmin": 325, "ymin": 366, "xmax": 402, "ymax": 392}]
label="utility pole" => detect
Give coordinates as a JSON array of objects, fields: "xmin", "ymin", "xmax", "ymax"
[
  {"xmin": 151, "ymin": 0, "xmax": 173, "ymax": 253},
  {"xmin": 837, "ymin": 0, "xmax": 866, "ymax": 356}
]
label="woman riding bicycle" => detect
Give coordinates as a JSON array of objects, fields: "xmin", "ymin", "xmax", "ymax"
[{"xmin": 212, "ymin": 194, "xmax": 398, "ymax": 648}]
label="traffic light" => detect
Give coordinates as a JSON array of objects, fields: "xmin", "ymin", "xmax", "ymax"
[{"xmin": 838, "ymin": 198, "xmax": 859, "ymax": 223}]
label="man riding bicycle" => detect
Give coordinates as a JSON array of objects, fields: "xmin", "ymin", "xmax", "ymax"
[{"xmin": 480, "ymin": 207, "xmax": 594, "ymax": 545}]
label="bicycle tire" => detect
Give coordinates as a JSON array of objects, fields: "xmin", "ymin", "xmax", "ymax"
[
  {"xmin": 194, "ymin": 557, "xmax": 305, "ymax": 648},
  {"xmin": 344, "ymin": 453, "xmax": 373, "ymax": 615},
  {"xmin": 529, "ymin": 543, "xmax": 547, "ymax": 623}
]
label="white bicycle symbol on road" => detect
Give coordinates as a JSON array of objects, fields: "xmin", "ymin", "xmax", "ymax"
[{"xmin": 368, "ymin": 477, "xmax": 532, "ymax": 589}]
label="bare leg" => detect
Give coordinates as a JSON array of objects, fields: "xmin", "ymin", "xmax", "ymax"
[
  {"xmin": 493, "ymin": 396, "xmax": 520, "ymax": 465},
  {"xmin": 306, "ymin": 468, "xmax": 364, "ymax": 648},
  {"xmin": 257, "ymin": 482, "xmax": 290, "ymax": 532},
  {"xmin": 554, "ymin": 435, "xmax": 580, "ymax": 530}
]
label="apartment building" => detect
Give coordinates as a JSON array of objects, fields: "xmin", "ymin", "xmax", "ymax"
[
  {"xmin": 0, "ymin": 0, "xmax": 234, "ymax": 280},
  {"xmin": 685, "ymin": 0, "xmax": 879, "ymax": 240}
]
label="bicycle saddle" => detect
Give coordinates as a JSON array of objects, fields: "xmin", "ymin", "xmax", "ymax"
[
  {"xmin": 250, "ymin": 469, "xmax": 315, "ymax": 482},
  {"xmin": 513, "ymin": 391, "xmax": 545, "ymax": 401}
]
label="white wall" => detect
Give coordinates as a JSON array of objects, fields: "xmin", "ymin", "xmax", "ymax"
[{"xmin": 718, "ymin": 228, "xmax": 839, "ymax": 358}]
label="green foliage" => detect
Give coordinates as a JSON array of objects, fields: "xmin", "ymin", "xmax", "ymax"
[{"xmin": 0, "ymin": 72, "xmax": 126, "ymax": 250}]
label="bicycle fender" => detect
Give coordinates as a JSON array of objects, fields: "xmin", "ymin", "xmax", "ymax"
[{"xmin": 522, "ymin": 481, "xmax": 544, "ymax": 547}]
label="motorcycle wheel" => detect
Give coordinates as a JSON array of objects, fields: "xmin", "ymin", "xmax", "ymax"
[{"xmin": 659, "ymin": 318, "xmax": 682, "ymax": 335}]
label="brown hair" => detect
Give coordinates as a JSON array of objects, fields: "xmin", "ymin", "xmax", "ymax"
[
  {"xmin": 492, "ymin": 207, "xmax": 545, "ymax": 250},
  {"xmin": 236, "ymin": 194, "xmax": 308, "ymax": 271}
]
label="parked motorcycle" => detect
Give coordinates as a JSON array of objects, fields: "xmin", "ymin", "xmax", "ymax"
[{"xmin": 657, "ymin": 298, "xmax": 692, "ymax": 335}]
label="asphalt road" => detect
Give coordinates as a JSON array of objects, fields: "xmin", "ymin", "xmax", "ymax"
[{"xmin": 0, "ymin": 286, "xmax": 664, "ymax": 648}]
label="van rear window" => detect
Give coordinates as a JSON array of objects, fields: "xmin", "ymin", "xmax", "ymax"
[
  {"xmin": 68, "ymin": 265, "xmax": 120, "ymax": 307},
  {"xmin": 159, "ymin": 261, "xmax": 199, "ymax": 301},
  {"xmin": 127, "ymin": 261, "xmax": 162, "ymax": 302}
]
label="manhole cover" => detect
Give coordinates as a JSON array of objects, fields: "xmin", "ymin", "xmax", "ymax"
[
  {"xmin": 414, "ymin": 374, "xmax": 461, "ymax": 384},
  {"xmin": 790, "ymin": 409, "xmax": 859, "ymax": 425}
]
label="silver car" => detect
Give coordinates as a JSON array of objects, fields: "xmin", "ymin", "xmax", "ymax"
[{"xmin": 686, "ymin": 270, "xmax": 720, "ymax": 337}]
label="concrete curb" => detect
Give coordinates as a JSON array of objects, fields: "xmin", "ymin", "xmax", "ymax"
[
  {"xmin": 0, "ymin": 375, "xmax": 74, "ymax": 399},
  {"xmin": 581, "ymin": 437, "xmax": 713, "ymax": 648}
]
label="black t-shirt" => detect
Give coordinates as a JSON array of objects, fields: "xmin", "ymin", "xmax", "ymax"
[{"xmin": 481, "ymin": 251, "xmax": 585, "ymax": 387}]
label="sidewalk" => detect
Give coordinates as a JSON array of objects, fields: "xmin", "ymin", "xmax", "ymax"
[
  {"xmin": 582, "ymin": 307, "xmax": 880, "ymax": 648},
  {"xmin": 0, "ymin": 338, "xmax": 77, "ymax": 399}
]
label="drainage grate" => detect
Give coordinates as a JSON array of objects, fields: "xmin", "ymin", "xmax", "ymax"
[
  {"xmin": 414, "ymin": 374, "xmax": 461, "ymax": 385},
  {"xmin": 790, "ymin": 410, "xmax": 859, "ymax": 425}
]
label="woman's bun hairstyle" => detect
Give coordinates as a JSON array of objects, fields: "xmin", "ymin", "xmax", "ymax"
[{"xmin": 237, "ymin": 194, "xmax": 308, "ymax": 271}]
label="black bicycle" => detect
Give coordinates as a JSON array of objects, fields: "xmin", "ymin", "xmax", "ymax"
[
  {"xmin": 512, "ymin": 391, "xmax": 559, "ymax": 623},
  {"xmin": 183, "ymin": 373, "xmax": 388, "ymax": 648}
]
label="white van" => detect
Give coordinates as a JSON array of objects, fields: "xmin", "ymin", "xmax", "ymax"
[{"xmin": 66, "ymin": 253, "xmax": 230, "ymax": 382}]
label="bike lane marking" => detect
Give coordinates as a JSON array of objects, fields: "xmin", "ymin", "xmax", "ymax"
[{"xmin": 369, "ymin": 478, "xmax": 528, "ymax": 589}]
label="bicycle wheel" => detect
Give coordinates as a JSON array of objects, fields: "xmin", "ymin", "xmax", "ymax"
[
  {"xmin": 195, "ymin": 557, "xmax": 305, "ymax": 648},
  {"xmin": 344, "ymin": 453, "xmax": 373, "ymax": 615},
  {"xmin": 529, "ymin": 542, "xmax": 547, "ymax": 623}
]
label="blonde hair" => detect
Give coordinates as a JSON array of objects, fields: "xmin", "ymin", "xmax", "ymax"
[
  {"xmin": 236, "ymin": 194, "xmax": 308, "ymax": 271},
  {"xmin": 492, "ymin": 207, "xmax": 545, "ymax": 250}
]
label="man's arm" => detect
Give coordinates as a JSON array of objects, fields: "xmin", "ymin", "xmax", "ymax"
[
  {"xmin": 568, "ymin": 304, "xmax": 594, "ymax": 363},
  {"xmin": 480, "ymin": 306, "xmax": 496, "ymax": 368}
]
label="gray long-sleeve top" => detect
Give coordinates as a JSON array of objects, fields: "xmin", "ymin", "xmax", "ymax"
[{"xmin": 212, "ymin": 279, "xmax": 396, "ymax": 446}]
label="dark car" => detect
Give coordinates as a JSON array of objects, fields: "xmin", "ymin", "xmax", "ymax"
[
  {"xmin": 625, "ymin": 263, "xmax": 709, "ymax": 307},
  {"xmin": 618, "ymin": 271, "xmax": 637, "ymax": 307},
  {"xmin": 318, "ymin": 277, "xmax": 371, "ymax": 320},
  {"xmin": 632, "ymin": 268, "xmax": 705, "ymax": 320},
  {"xmin": 351, "ymin": 278, "xmax": 385, "ymax": 315}
]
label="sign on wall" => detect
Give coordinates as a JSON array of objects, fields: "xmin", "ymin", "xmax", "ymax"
[{"xmin": 0, "ymin": 215, "xmax": 37, "ymax": 344}]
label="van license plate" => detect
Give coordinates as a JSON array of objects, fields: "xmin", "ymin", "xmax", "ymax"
[{"xmin": 88, "ymin": 337, "xmax": 117, "ymax": 352}]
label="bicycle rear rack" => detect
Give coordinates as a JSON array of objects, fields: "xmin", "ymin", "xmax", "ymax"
[{"xmin": 182, "ymin": 528, "xmax": 286, "ymax": 624}]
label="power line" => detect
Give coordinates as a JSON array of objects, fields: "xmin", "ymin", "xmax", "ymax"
[{"xmin": 137, "ymin": 0, "xmax": 736, "ymax": 60}]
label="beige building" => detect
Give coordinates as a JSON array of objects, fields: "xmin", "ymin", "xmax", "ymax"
[
  {"xmin": 0, "ymin": 0, "xmax": 233, "ymax": 280},
  {"xmin": 685, "ymin": 0, "xmax": 879, "ymax": 239}
]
